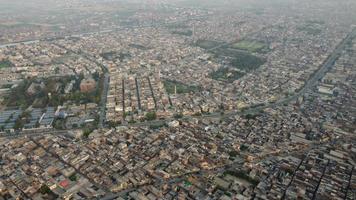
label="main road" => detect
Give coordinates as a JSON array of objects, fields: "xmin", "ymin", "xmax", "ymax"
[{"xmin": 0, "ymin": 129, "xmax": 68, "ymax": 139}]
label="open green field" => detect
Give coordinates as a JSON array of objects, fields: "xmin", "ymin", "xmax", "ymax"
[
  {"xmin": 129, "ymin": 44, "xmax": 149, "ymax": 50},
  {"xmin": 172, "ymin": 30, "xmax": 193, "ymax": 37},
  {"xmin": 52, "ymin": 54, "xmax": 79, "ymax": 64},
  {"xmin": 0, "ymin": 22, "xmax": 32, "ymax": 28},
  {"xmin": 231, "ymin": 40, "xmax": 266, "ymax": 52},
  {"xmin": 165, "ymin": 23, "xmax": 189, "ymax": 29},
  {"xmin": 163, "ymin": 80, "xmax": 200, "ymax": 94},
  {"xmin": 297, "ymin": 25, "xmax": 322, "ymax": 35},
  {"xmin": 195, "ymin": 39, "xmax": 223, "ymax": 49},
  {"xmin": 0, "ymin": 60, "xmax": 12, "ymax": 69},
  {"xmin": 297, "ymin": 21, "xmax": 324, "ymax": 36}
]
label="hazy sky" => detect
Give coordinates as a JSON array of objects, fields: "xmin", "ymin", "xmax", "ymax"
[{"xmin": 0, "ymin": 0, "xmax": 355, "ymax": 25}]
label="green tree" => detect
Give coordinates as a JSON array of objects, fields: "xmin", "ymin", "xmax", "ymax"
[
  {"xmin": 229, "ymin": 150, "xmax": 239, "ymax": 158},
  {"xmin": 240, "ymin": 144, "xmax": 249, "ymax": 151},
  {"xmin": 174, "ymin": 113, "xmax": 183, "ymax": 119},
  {"xmin": 39, "ymin": 184, "xmax": 51, "ymax": 194},
  {"xmin": 14, "ymin": 118, "xmax": 25, "ymax": 130},
  {"xmin": 145, "ymin": 112, "xmax": 157, "ymax": 121},
  {"xmin": 69, "ymin": 174, "xmax": 77, "ymax": 181}
]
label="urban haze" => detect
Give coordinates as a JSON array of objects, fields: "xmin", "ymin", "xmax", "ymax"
[{"xmin": 0, "ymin": 0, "xmax": 355, "ymax": 199}]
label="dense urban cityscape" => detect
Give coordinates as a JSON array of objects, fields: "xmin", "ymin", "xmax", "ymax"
[{"xmin": 0, "ymin": 0, "xmax": 355, "ymax": 199}]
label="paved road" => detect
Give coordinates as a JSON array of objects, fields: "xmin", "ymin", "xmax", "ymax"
[
  {"xmin": 76, "ymin": 50, "xmax": 110, "ymax": 128},
  {"xmin": 53, "ymin": 41, "xmax": 110, "ymax": 128},
  {"xmin": 99, "ymin": 73, "xmax": 109, "ymax": 128},
  {"xmin": 274, "ymin": 28, "xmax": 356, "ymax": 105},
  {"xmin": 0, "ymin": 129, "xmax": 68, "ymax": 139}
]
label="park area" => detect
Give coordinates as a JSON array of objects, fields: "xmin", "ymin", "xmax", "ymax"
[
  {"xmin": 195, "ymin": 39, "xmax": 224, "ymax": 49},
  {"xmin": 210, "ymin": 46, "xmax": 266, "ymax": 83},
  {"xmin": 231, "ymin": 40, "xmax": 267, "ymax": 52}
]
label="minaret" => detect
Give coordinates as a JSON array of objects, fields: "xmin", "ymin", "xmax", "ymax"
[{"xmin": 193, "ymin": 24, "xmax": 196, "ymax": 42}]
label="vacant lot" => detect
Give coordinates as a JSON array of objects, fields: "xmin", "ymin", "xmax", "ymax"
[{"xmin": 163, "ymin": 80, "xmax": 200, "ymax": 94}]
